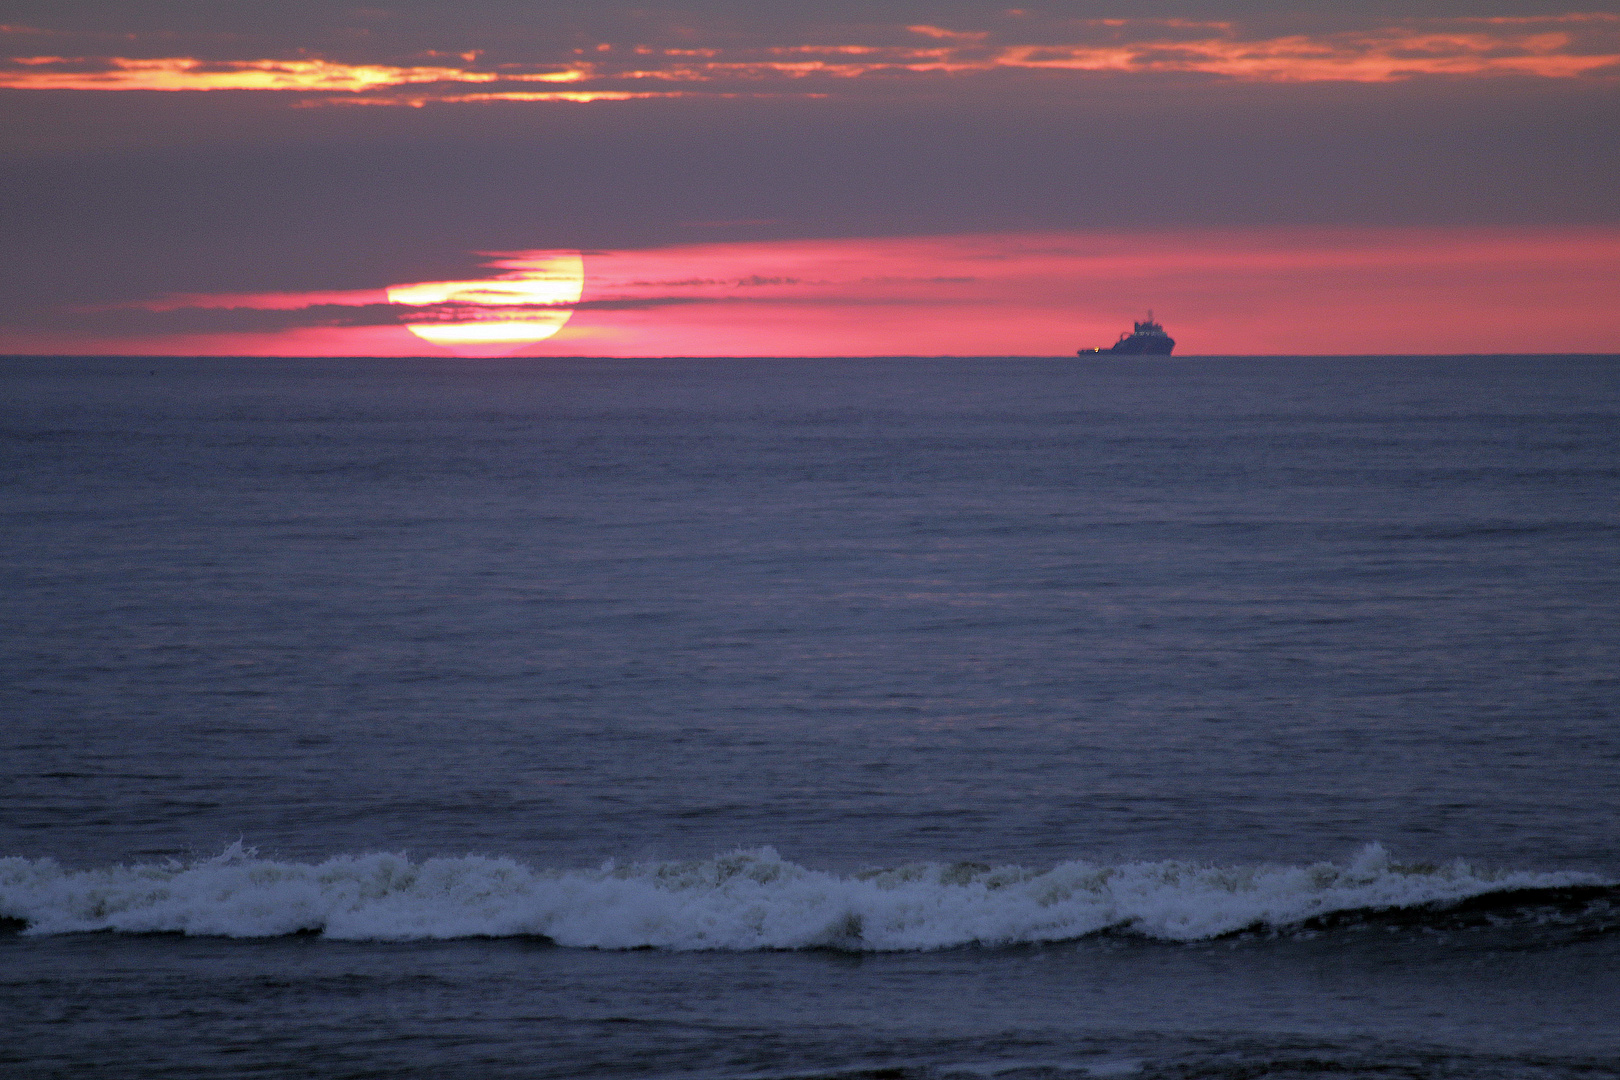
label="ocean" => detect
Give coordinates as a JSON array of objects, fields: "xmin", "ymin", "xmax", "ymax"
[{"xmin": 2, "ymin": 354, "xmax": 1617, "ymax": 1079}]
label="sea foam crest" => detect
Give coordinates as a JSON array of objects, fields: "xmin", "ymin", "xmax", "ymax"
[{"xmin": 0, "ymin": 843, "xmax": 1605, "ymax": 949}]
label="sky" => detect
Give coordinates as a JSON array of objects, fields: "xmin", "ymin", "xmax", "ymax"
[{"xmin": 1, "ymin": 1, "xmax": 1617, "ymax": 356}]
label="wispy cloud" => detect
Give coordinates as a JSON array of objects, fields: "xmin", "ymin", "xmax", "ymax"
[
  {"xmin": 3, "ymin": 14, "xmax": 1615, "ymax": 105},
  {"xmin": 0, "ymin": 56, "xmax": 540, "ymax": 92}
]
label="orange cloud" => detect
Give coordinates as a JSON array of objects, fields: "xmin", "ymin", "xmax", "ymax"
[
  {"xmin": 993, "ymin": 26, "xmax": 1620, "ymax": 82},
  {"xmin": 906, "ymin": 26, "xmax": 990, "ymax": 42},
  {"xmin": 3, "ymin": 13, "xmax": 1614, "ymax": 104},
  {"xmin": 298, "ymin": 90, "xmax": 704, "ymax": 107},
  {"xmin": 0, "ymin": 55, "xmax": 582, "ymax": 92}
]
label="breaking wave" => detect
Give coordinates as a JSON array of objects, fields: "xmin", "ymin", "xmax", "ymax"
[{"xmin": 0, "ymin": 844, "xmax": 1610, "ymax": 950}]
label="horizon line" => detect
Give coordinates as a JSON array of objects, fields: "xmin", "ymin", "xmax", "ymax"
[{"xmin": 5, "ymin": 353, "xmax": 1619, "ymax": 361}]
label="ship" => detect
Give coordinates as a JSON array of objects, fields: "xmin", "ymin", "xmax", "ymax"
[{"xmin": 1078, "ymin": 312, "xmax": 1175, "ymax": 356}]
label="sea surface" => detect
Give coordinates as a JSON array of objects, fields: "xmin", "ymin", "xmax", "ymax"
[{"xmin": 2, "ymin": 354, "xmax": 1618, "ymax": 1079}]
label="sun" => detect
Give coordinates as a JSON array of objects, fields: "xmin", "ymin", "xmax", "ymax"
[{"xmin": 386, "ymin": 251, "xmax": 584, "ymax": 357}]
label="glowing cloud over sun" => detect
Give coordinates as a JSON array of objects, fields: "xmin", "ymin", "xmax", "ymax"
[{"xmin": 385, "ymin": 251, "xmax": 584, "ymax": 356}]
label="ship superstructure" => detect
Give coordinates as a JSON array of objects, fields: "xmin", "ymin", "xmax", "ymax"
[{"xmin": 1079, "ymin": 312, "xmax": 1175, "ymax": 356}]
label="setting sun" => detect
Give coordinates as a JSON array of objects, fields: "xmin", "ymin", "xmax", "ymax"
[{"xmin": 385, "ymin": 251, "xmax": 584, "ymax": 356}]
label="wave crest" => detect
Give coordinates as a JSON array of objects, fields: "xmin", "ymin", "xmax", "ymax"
[{"xmin": 0, "ymin": 843, "xmax": 1607, "ymax": 949}]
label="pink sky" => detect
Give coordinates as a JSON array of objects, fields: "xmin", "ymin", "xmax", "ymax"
[
  {"xmin": 12, "ymin": 226, "xmax": 1617, "ymax": 357},
  {"xmin": 4, "ymin": 10, "xmax": 1615, "ymax": 355}
]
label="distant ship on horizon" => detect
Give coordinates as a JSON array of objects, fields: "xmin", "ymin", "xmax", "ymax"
[{"xmin": 1078, "ymin": 312, "xmax": 1176, "ymax": 356}]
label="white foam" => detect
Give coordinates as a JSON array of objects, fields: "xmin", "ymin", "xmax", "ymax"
[{"xmin": 0, "ymin": 843, "xmax": 1605, "ymax": 949}]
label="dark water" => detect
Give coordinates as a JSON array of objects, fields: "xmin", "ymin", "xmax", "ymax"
[{"xmin": 2, "ymin": 355, "xmax": 1618, "ymax": 1078}]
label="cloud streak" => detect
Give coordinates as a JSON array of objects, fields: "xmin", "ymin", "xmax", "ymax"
[
  {"xmin": 32, "ymin": 290, "xmax": 975, "ymax": 337},
  {"xmin": 8, "ymin": 228, "xmax": 1618, "ymax": 356},
  {"xmin": 4, "ymin": 13, "xmax": 1616, "ymax": 106}
]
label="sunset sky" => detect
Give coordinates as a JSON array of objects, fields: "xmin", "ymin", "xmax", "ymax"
[{"xmin": 3, "ymin": 1, "xmax": 1617, "ymax": 356}]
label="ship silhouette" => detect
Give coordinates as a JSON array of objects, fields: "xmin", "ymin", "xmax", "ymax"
[{"xmin": 1078, "ymin": 312, "xmax": 1175, "ymax": 356}]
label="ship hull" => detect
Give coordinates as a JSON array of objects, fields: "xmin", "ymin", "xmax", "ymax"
[{"xmin": 1078, "ymin": 335, "xmax": 1175, "ymax": 356}]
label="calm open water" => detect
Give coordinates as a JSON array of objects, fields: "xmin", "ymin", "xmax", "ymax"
[{"xmin": 2, "ymin": 354, "xmax": 1618, "ymax": 1079}]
